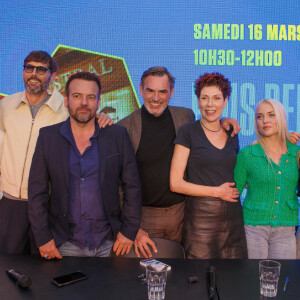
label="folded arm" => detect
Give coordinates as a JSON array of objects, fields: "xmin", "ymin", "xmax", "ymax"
[{"xmin": 170, "ymin": 144, "xmax": 239, "ymax": 202}]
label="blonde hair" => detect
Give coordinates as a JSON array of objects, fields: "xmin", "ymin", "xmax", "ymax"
[{"xmin": 253, "ymin": 99, "xmax": 291, "ymax": 160}]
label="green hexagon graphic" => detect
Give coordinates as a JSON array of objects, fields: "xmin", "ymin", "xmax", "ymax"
[{"xmin": 52, "ymin": 45, "xmax": 140, "ymax": 121}]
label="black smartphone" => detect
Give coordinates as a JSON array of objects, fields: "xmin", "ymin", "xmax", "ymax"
[{"xmin": 51, "ymin": 271, "xmax": 88, "ymax": 287}]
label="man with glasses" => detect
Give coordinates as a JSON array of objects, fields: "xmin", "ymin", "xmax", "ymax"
[{"xmin": 0, "ymin": 51, "xmax": 111, "ymax": 254}]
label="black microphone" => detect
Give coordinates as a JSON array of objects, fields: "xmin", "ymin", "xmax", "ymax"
[
  {"xmin": 6, "ymin": 268, "xmax": 32, "ymax": 288},
  {"xmin": 207, "ymin": 266, "xmax": 216, "ymax": 299}
]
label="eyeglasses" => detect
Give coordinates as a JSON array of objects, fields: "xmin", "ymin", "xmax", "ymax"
[{"xmin": 23, "ymin": 64, "xmax": 51, "ymax": 75}]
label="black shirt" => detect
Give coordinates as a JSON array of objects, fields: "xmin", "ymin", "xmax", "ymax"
[
  {"xmin": 174, "ymin": 120, "xmax": 239, "ymax": 186},
  {"xmin": 136, "ymin": 106, "xmax": 185, "ymax": 207}
]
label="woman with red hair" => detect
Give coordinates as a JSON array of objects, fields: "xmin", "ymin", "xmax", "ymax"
[{"xmin": 170, "ymin": 73, "xmax": 247, "ymax": 259}]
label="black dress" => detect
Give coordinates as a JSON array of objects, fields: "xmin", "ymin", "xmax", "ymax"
[{"xmin": 174, "ymin": 121, "xmax": 247, "ymax": 259}]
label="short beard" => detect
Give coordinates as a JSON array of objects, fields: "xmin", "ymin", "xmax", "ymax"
[
  {"xmin": 69, "ymin": 106, "xmax": 96, "ymax": 124},
  {"xmin": 24, "ymin": 77, "xmax": 50, "ymax": 94}
]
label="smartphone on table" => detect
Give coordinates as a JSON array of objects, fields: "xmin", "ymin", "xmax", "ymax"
[{"xmin": 51, "ymin": 271, "xmax": 88, "ymax": 287}]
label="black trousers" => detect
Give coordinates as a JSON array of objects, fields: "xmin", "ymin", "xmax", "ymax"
[{"xmin": 0, "ymin": 196, "xmax": 37, "ymax": 254}]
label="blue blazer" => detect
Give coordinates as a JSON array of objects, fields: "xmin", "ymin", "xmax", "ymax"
[{"xmin": 28, "ymin": 121, "xmax": 142, "ymax": 248}]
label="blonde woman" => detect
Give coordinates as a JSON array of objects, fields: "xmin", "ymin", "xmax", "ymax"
[{"xmin": 234, "ymin": 99, "xmax": 300, "ymax": 259}]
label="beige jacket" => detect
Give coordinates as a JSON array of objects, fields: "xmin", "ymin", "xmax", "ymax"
[{"xmin": 0, "ymin": 85, "xmax": 69, "ymax": 199}]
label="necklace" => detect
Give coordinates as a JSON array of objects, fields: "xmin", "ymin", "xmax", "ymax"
[{"xmin": 200, "ymin": 120, "xmax": 221, "ymax": 133}]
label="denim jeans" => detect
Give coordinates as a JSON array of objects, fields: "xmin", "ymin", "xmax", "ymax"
[
  {"xmin": 296, "ymin": 227, "xmax": 300, "ymax": 259},
  {"xmin": 244, "ymin": 225, "xmax": 296, "ymax": 259},
  {"xmin": 58, "ymin": 239, "xmax": 114, "ymax": 257}
]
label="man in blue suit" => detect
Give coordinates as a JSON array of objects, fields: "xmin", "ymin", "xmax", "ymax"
[{"xmin": 28, "ymin": 72, "xmax": 142, "ymax": 259}]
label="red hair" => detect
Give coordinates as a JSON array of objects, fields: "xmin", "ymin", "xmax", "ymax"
[{"xmin": 194, "ymin": 73, "xmax": 231, "ymax": 99}]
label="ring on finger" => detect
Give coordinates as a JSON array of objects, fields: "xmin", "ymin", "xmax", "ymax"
[{"xmin": 43, "ymin": 255, "xmax": 49, "ymax": 259}]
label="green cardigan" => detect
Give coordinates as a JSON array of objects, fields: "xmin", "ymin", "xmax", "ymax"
[{"xmin": 234, "ymin": 141, "xmax": 300, "ymax": 227}]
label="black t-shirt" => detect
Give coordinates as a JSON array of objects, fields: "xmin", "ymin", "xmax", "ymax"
[
  {"xmin": 136, "ymin": 106, "xmax": 185, "ymax": 207},
  {"xmin": 174, "ymin": 120, "xmax": 239, "ymax": 187}
]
